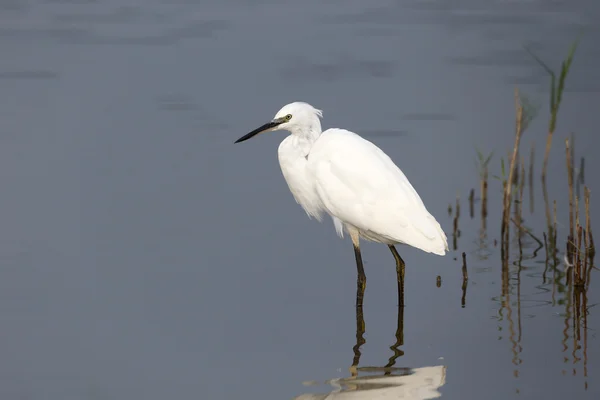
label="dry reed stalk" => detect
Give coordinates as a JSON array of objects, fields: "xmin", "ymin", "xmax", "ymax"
[
  {"xmin": 543, "ymin": 232, "xmax": 549, "ymax": 283},
  {"xmin": 482, "ymin": 165, "xmax": 488, "ymax": 221},
  {"xmin": 583, "ymin": 288, "xmax": 589, "ymax": 389},
  {"xmin": 502, "ymin": 88, "xmax": 525, "ymax": 251},
  {"xmin": 585, "ymin": 187, "xmax": 594, "ymax": 288},
  {"xmin": 513, "ymin": 186, "xmax": 520, "ymax": 223},
  {"xmin": 585, "ymin": 187, "xmax": 591, "ymax": 237},
  {"xmin": 576, "ymin": 195, "xmax": 580, "ymax": 229},
  {"xmin": 501, "ymin": 180, "xmax": 509, "ymax": 259},
  {"xmin": 462, "ymin": 252, "xmax": 468, "ymax": 281},
  {"xmin": 583, "ymin": 220, "xmax": 589, "ymax": 287},
  {"xmin": 575, "ymin": 203, "xmax": 582, "ymax": 286},
  {"xmin": 529, "ymin": 142, "xmax": 534, "ymax": 214},
  {"xmin": 461, "ymin": 252, "xmax": 468, "ymax": 307},
  {"xmin": 577, "ymin": 225, "xmax": 583, "ymax": 286},
  {"xmin": 516, "ymin": 158, "xmax": 526, "ymax": 259},
  {"xmin": 554, "ymin": 200, "xmax": 558, "ymax": 255},
  {"xmin": 566, "ymin": 138, "xmax": 574, "ymax": 240},
  {"xmin": 519, "ymin": 156, "xmax": 525, "ymax": 224},
  {"xmin": 571, "ymin": 133, "xmax": 577, "ymax": 199},
  {"xmin": 542, "ymin": 178, "xmax": 552, "ymax": 247},
  {"xmin": 514, "ymin": 157, "xmax": 520, "ymax": 187},
  {"xmin": 469, "ymin": 189, "xmax": 474, "ymax": 219},
  {"xmin": 585, "ymin": 188, "xmax": 595, "ymax": 255}
]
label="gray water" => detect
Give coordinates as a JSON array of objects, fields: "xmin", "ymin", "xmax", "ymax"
[{"xmin": 1, "ymin": 0, "xmax": 600, "ymax": 399}]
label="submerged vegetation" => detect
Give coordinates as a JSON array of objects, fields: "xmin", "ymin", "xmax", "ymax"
[{"xmin": 447, "ymin": 37, "xmax": 595, "ymax": 391}]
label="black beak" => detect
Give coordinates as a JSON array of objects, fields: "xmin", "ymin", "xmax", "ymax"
[{"xmin": 234, "ymin": 120, "xmax": 283, "ymax": 144}]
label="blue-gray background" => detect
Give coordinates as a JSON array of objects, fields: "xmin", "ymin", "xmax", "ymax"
[{"xmin": 1, "ymin": 0, "xmax": 599, "ymax": 399}]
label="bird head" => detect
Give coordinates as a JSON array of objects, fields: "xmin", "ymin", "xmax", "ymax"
[{"xmin": 234, "ymin": 102, "xmax": 323, "ymax": 143}]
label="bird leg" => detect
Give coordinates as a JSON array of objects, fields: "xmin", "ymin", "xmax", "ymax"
[
  {"xmin": 388, "ymin": 245, "xmax": 405, "ymax": 307},
  {"xmin": 353, "ymin": 244, "xmax": 366, "ymax": 307},
  {"xmin": 350, "ymin": 231, "xmax": 366, "ymax": 307}
]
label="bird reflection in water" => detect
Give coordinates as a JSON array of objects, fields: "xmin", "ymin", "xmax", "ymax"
[{"xmin": 295, "ymin": 264, "xmax": 447, "ymax": 400}]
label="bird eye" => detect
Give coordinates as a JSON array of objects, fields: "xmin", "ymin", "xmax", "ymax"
[{"xmin": 285, "ymin": 114, "xmax": 292, "ymax": 121}]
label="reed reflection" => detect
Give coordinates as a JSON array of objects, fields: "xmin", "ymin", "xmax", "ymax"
[
  {"xmin": 443, "ymin": 40, "xmax": 596, "ymax": 396},
  {"xmin": 452, "ymin": 195, "xmax": 460, "ymax": 251},
  {"xmin": 461, "ymin": 252, "xmax": 468, "ymax": 308}
]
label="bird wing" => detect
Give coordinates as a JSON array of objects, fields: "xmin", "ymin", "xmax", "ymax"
[{"xmin": 309, "ymin": 129, "xmax": 446, "ymax": 253}]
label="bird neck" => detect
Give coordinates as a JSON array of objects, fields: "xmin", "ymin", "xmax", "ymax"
[
  {"xmin": 291, "ymin": 119, "xmax": 322, "ymax": 144},
  {"xmin": 289, "ymin": 124, "xmax": 321, "ymax": 157}
]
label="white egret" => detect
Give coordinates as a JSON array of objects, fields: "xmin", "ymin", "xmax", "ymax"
[{"xmin": 234, "ymin": 102, "xmax": 448, "ymax": 305}]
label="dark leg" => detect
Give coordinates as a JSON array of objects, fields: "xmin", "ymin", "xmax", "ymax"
[
  {"xmin": 351, "ymin": 242, "xmax": 367, "ymax": 376},
  {"xmin": 388, "ymin": 245, "xmax": 405, "ymax": 307},
  {"xmin": 354, "ymin": 244, "xmax": 367, "ymax": 307}
]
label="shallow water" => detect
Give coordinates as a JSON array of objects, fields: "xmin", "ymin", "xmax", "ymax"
[{"xmin": 1, "ymin": 0, "xmax": 600, "ymax": 399}]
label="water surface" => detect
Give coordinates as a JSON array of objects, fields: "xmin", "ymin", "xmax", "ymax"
[{"xmin": 1, "ymin": 0, "xmax": 599, "ymax": 399}]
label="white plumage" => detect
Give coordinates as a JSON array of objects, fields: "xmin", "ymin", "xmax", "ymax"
[
  {"xmin": 239, "ymin": 101, "xmax": 448, "ymax": 255},
  {"xmin": 235, "ymin": 101, "xmax": 448, "ymax": 304}
]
